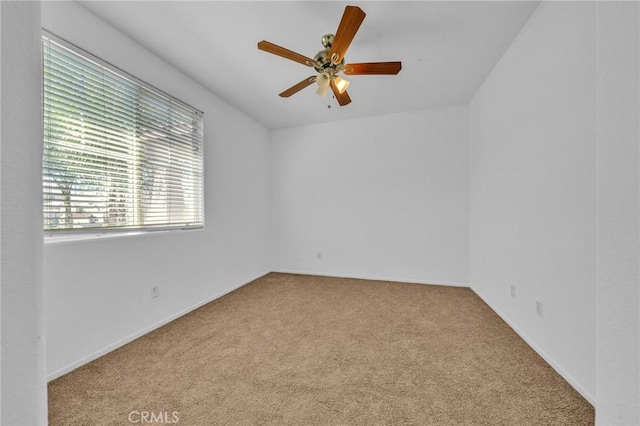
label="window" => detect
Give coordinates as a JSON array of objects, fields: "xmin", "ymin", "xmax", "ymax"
[{"xmin": 42, "ymin": 33, "xmax": 204, "ymax": 234}]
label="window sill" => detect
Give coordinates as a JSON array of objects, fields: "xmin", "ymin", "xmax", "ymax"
[{"xmin": 44, "ymin": 227, "xmax": 202, "ymax": 245}]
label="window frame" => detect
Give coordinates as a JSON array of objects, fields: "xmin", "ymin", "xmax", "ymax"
[{"xmin": 42, "ymin": 30, "xmax": 205, "ymax": 241}]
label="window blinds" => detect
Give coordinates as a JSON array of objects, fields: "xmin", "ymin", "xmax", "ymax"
[{"xmin": 42, "ymin": 34, "xmax": 204, "ymax": 232}]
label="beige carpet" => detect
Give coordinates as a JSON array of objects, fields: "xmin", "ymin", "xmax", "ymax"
[{"xmin": 49, "ymin": 273, "xmax": 594, "ymax": 425}]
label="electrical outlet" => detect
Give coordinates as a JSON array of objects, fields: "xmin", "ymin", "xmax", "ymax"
[
  {"xmin": 510, "ymin": 285, "xmax": 516, "ymax": 298},
  {"xmin": 151, "ymin": 285, "xmax": 160, "ymax": 299},
  {"xmin": 536, "ymin": 300, "xmax": 543, "ymax": 317}
]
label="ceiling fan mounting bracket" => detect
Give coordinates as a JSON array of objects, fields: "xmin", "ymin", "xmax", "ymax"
[{"xmin": 321, "ymin": 34, "xmax": 334, "ymax": 49}]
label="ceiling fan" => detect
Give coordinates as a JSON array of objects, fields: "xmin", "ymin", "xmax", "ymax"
[{"xmin": 257, "ymin": 5, "xmax": 402, "ymax": 106}]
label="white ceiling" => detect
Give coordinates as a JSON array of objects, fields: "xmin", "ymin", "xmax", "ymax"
[{"xmin": 79, "ymin": 1, "xmax": 540, "ymax": 130}]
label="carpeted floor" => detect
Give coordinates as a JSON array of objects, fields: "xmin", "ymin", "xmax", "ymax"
[{"xmin": 49, "ymin": 273, "xmax": 594, "ymax": 425}]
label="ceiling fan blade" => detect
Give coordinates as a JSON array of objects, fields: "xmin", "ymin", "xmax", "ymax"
[
  {"xmin": 279, "ymin": 76, "xmax": 317, "ymax": 98},
  {"xmin": 328, "ymin": 6, "xmax": 366, "ymax": 65},
  {"xmin": 343, "ymin": 62, "xmax": 402, "ymax": 75},
  {"xmin": 330, "ymin": 80, "xmax": 352, "ymax": 106},
  {"xmin": 258, "ymin": 40, "xmax": 316, "ymax": 67}
]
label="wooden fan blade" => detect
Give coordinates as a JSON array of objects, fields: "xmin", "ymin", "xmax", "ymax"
[
  {"xmin": 279, "ymin": 76, "xmax": 317, "ymax": 98},
  {"xmin": 343, "ymin": 62, "xmax": 402, "ymax": 75},
  {"xmin": 328, "ymin": 6, "xmax": 366, "ymax": 65},
  {"xmin": 330, "ymin": 80, "xmax": 351, "ymax": 106},
  {"xmin": 258, "ymin": 40, "xmax": 316, "ymax": 67}
]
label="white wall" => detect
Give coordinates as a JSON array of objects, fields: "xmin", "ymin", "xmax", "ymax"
[
  {"xmin": 270, "ymin": 106, "xmax": 468, "ymax": 286},
  {"xmin": 1, "ymin": 1, "xmax": 47, "ymax": 423},
  {"xmin": 469, "ymin": 1, "xmax": 596, "ymax": 403},
  {"xmin": 42, "ymin": 2, "xmax": 270, "ymax": 379},
  {"xmin": 595, "ymin": 1, "xmax": 639, "ymax": 424}
]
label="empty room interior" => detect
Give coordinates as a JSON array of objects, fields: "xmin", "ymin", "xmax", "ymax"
[{"xmin": 2, "ymin": 0, "xmax": 639, "ymax": 424}]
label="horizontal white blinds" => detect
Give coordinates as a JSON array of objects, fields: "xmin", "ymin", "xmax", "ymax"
[{"xmin": 42, "ymin": 35, "xmax": 204, "ymax": 232}]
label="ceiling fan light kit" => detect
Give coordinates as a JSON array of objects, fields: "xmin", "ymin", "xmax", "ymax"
[
  {"xmin": 315, "ymin": 73, "xmax": 330, "ymax": 98},
  {"xmin": 333, "ymin": 76, "xmax": 350, "ymax": 94},
  {"xmin": 257, "ymin": 5, "xmax": 402, "ymax": 107}
]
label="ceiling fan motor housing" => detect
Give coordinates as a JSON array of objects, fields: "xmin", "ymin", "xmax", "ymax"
[{"xmin": 313, "ymin": 35, "xmax": 345, "ymax": 75}]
